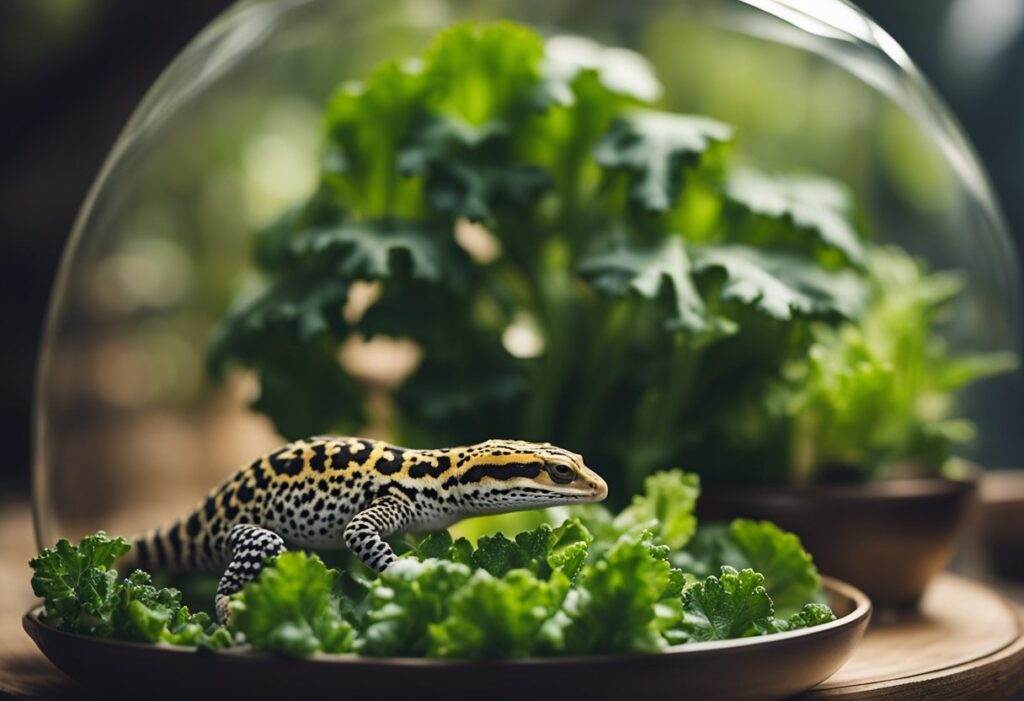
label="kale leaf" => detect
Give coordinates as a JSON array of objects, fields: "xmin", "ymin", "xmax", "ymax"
[
  {"xmin": 677, "ymin": 519, "xmax": 822, "ymax": 616},
  {"xmin": 578, "ymin": 237, "xmax": 724, "ymax": 337},
  {"xmin": 728, "ymin": 519, "xmax": 822, "ymax": 614},
  {"xmin": 359, "ymin": 558, "xmax": 473, "ymax": 657},
  {"xmin": 723, "ymin": 166, "xmax": 865, "ymax": 267},
  {"xmin": 229, "ymin": 551, "xmax": 355, "ymax": 657},
  {"xmin": 595, "ymin": 110, "xmax": 733, "ymax": 212},
  {"xmin": 692, "ymin": 244, "xmax": 866, "ymax": 322},
  {"xmin": 431, "ymin": 569, "xmax": 570, "ymax": 658},
  {"xmin": 613, "ymin": 470, "xmax": 701, "ymax": 550},
  {"xmin": 30, "ymin": 533, "xmax": 230, "ymax": 649},
  {"xmin": 545, "ymin": 533, "xmax": 683, "ymax": 655},
  {"xmin": 677, "ymin": 567, "xmax": 774, "ymax": 642},
  {"xmin": 30, "ymin": 532, "xmax": 128, "ymax": 636}
]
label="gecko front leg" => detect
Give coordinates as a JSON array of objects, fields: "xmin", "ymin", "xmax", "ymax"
[
  {"xmin": 344, "ymin": 494, "xmax": 415, "ymax": 572},
  {"xmin": 215, "ymin": 524, "xmax": 286, "ymax": 623}
]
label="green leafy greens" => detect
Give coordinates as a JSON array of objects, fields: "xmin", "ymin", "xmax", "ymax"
[
  {"xmin": 786, "ymin": 247, "xmax": 1017, "ymax": 481},
  {"xmin": 229, "ymin": 551, "xmax": 356, "ymax": 657},
  {"xmin": 677, "ymin": 519, "xmax": 822, "ymax": 615},
  {"xmin": 29, "ymin": 532, "xmax": 231, "ymax": 650},
  {"xmin": 202, "ymin": 21, "xmax": 1010, "ymax": 491},
  {"xmin": 30, "ymin": 471, "xmax": 836, "ymax": 659}
]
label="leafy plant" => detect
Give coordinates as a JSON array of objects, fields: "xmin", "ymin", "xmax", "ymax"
[
  {"xmin": 677, "ymin": 566, "xmax": 774, "ymax": 642},
  {"xmin": 29, "ymin": 532, "xmax": 231, "ymax": 649},
  {"xmin": 612, "ymin": 470, "xmax": 700, "ymax": 550},
  {"xmin": 229, "ymin": 551, "xmax": 356, "ymax": 657},
  {"xmin": 786, "ymin": 247, "xmax": 1017, "ymax": 481},
  {"xmin": 428, "ymin": 568, "xmax": 570, "ymax": 658},
  {"xmin": 210, "ymin": 21, "xmax": 960, "ymax": 493},
  {"xmin": 677, "ymin": 566, "xmax": 834, "ymax": 642},
  {"xmin": 676, "ymin": 519, "xmax": 822, "ymax": 615}
]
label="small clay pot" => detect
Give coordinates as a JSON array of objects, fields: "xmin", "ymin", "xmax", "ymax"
[
  {"xmin": 699, "ymin": 477, "xmax": 978, "ymax": 609},
  {"xmin": 978, "ymin": 470, "xmax": 1024, "ymax": 580}
]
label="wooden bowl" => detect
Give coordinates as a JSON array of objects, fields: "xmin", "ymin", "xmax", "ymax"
[
  {"xmin": 699, "ymin": 478, "xmax": 977, "ymax": 609},
  {"xmin": 23, "ymin": 577, "xmax": 870, "ymax": 701}
]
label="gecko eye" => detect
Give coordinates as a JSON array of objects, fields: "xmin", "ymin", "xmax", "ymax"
[{"xmin": 546, "ymin": 462, "xmax": 576, "ymax": 484}]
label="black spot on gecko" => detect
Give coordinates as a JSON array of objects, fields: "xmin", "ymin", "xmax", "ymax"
[
  {"xmin": 268, "ymin": 448, "xmax": 304, "ymax": 476},
  {"xmin": 338, "ymin": 441, "xmax": 373, "ymax": 466},
  {"xmin": 186, "ymin": 513, "xmax": 201, "ymax": 537},
  {"xmin": 408, "ymin": 454, "xmax": 451, "ymax": 478},
  {"xmin": 309, "ymin": 443, "xmax": 328, "ymax": 473},
  {"xmin": 251, "ymin": 461, "xmax": 270, "ymax": 489},
  {"xmin": 236, "ymin": 483, "xmax": 254, "ymax": 504},
  {"xmin": 237, "ymin": 480, "xmax": 256, "ymax": 503},
  {"xmin": 460, "ymin": 462, "xmax": 542, "ymax": 484},
  {"xmin": 374, "ymin": 447, "xmax": 405, "ymax": 476}
]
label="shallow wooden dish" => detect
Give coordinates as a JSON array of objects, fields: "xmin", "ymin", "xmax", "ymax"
[{"xmin": 23, "ymin": 577, "xmax": 870, "ymax": 701}]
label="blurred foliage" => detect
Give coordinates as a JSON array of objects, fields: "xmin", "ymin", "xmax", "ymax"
[
  {"xmin": 14, "ymin": 0, "xmax": 1023, "ymax": 523},
  {"xmin": 787, "ymin": 247, "xmax": 1016, "ymax": 481},
  {"xmin": 209, "ymin": 22, "xmax": 1011, "ymax": 494}
]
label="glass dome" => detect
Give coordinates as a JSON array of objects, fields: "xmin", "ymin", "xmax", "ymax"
[{"xmin": 33, "ymin": 0, "xmax": 1021, "ymax": 547}]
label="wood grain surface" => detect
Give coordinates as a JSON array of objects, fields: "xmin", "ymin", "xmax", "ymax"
[{"xmin": 802, "ymin": 575, "xmax": 1024, "ymax": 699}]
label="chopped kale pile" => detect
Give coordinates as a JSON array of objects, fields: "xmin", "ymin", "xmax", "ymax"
[
  {"xmin": 30, "ymin": 470, "xmax": 837, "ymax": 658},
  {"xmin": 29, "ymin": 535, "xmax": 231, "ymax": 650}
]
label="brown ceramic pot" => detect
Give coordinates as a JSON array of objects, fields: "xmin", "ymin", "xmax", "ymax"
[
  {"xmin": 978, "ymin": 470, "xmax": 1024, "ymax": 580},
  {"xmin": 698, "ymin": 477, "xmax": 978, "ymax": 609}
]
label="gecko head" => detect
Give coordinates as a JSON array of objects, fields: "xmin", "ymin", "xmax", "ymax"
[{"xmin": 458, "ymin": 439, "xmax": 608, "ymax": 510}]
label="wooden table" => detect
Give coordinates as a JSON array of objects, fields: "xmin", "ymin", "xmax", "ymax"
[
  {"xmin": 803, "ymin": 575, "xmax": 1024, "ymax": 700},
  {"xmin": 1, "ymin": 499, "xmax": 1023, "ymax": 700}
]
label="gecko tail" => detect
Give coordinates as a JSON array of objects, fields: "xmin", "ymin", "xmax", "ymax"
[{"xmin": 118, "ymin": 521, "xmax": 189, "ymax": 575}]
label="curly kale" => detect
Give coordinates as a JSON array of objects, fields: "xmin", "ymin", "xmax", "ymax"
[
  {"xmin": 29, "ymin": 532, "xmax": 231, "ymax": 650},
  {"xmin": 30, "ymin": 471, "xmax": 837, "ymax": 659}
]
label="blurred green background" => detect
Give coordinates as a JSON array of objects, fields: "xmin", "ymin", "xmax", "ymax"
[{"xmin": 1, "ymin": 0, "xmax": 1022, "ymax": 500}]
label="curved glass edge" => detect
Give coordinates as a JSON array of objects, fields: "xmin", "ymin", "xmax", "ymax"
[
  {"xmin": 32, "ymin": 0, "xmax": 1024, "ymax": 548},
  {"xmin": 731, "ymin": 0, "xmax": 1022, "ymax": 350},
  {"xmin": 30, "ymin": 0, "xmax": 317, "ymax": 550}
]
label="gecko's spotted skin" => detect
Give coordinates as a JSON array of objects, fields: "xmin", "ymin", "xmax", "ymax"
[{"xmin": 124, "ymin": 437, "xmax": 607, "ymax": 622}]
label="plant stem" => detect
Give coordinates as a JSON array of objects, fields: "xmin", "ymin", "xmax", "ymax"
[{"xmin": 565, "ymin": 299, "xmax": 634, "ymax": 448}]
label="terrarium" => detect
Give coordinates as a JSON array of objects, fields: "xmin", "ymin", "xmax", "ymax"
[
  {"xmin": 34, "ymin": 0, "xmax": 1019, "ymax": 545},
  {"xmin": 25, "ymin": 0, "xmax": 1023, "ymax": 692}
]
